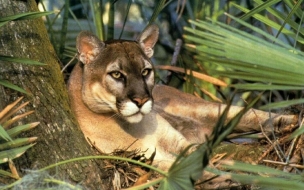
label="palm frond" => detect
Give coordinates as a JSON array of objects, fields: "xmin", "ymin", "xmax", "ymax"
[
  {"xmin": 0, "ymin": 98, "xmax": 38, "ymax": 178},
  {"xmin": 208, "ymin": 161, "xmax": 304, "ymax": 190},
  {"xmin": 0, "ymin": 11, "xmax": 54, "ymax": 22},
  {"xmin": 231, "ymin": 1, "xmax": 304, "ymax": 44},
  {"xmin": 184, "ymin": 15, "xmax": 304, "ymax": 109}
]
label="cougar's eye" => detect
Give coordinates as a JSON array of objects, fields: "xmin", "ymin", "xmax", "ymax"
[
  {"xmin": 110, "ymin": 71, "xmax": 123, "ymax": 79},
  {"xmin": 142, "ymin": 69, "xmax": 151, "ymax": 77}
]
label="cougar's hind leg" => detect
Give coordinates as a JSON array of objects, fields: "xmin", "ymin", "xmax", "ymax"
[{"xmin": 153, "ymin": 85, "xmax": 298, "ymax": 142}]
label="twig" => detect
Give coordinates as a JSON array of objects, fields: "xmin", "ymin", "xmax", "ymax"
[
  {"xmin": 87, "ymin": 137, "xmax": 105, "ymax": 154},
  {"xmin": 285, "ymin": 113, "xmax": 304, "ymax": 165},
  {"xmin": 266, "ymin": 91, "xmax": 286, "ymax": 161},
  {"xmin": 242, "ymin": 98, "xmax": 285, "ymax": 162},
  {"xmin": 263, "ymin": 159, "xmax": 304, "ymax": 169},
  {"xmin": 283, "ymin": 114, "xmax": 304, "ymax": 172},
  {"xmin": 258, "ymin": 144, "xmax": 274, "ymax": 163},
  {"xmin": 61, "ymin": 53, "xmax": 77, "ymax": 73},
  {"xmin": 124, "ymin": 139, "xmax": 139, "ymax": 152}
]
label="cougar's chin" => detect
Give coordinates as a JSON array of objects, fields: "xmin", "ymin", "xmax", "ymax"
[
  {"xmin": 119, "ymin": 100, "xmax": 153, "ymax": 123},
  {"xmin": 125, "ymin": 113, "xmax": 144, "ymax": 123}
]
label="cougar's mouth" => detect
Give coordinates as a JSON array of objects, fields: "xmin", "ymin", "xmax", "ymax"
[
  {"xmin": 119, "ymin": 100, "xmax": 152, "ymax": 123},
  {"xmin": 124, "ymin": 112, "xmax": 144, "ymax": 123}
]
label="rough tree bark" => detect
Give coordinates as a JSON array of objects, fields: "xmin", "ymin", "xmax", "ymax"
[{"xmin": 0, "ymin": 0, "xmax": 107, "ymax": 188}]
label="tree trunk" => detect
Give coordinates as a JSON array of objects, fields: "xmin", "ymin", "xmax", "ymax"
[{"xmin": 0, "ymin": 0, "xmax": 107, "ymax": 188}]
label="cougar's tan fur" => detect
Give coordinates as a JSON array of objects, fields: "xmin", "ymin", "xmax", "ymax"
[{"xmin": 68, "ymin": 25, "xmax": 297, "ymax": 169}]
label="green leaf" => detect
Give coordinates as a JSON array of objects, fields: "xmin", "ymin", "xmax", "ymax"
[
  {"xmin": 159, "ymin": 145, "xmax": 204, "ymax": 189},
  {"xmin": 184, "ymin": 18, "xmax": 304, "ymax": 88},
  {"xmin": 0, "ymin": 55, "xmax": 45, "ymax": 65},
  {"xmin": 260, "ymin": 98, "xmax": 304, "ymax": 110},
  {"xmin": 210, "ymin": 70, "xmax": 304, "ymax": 86},
  {"xmin": 89, "ymin": 0, "xmax": 104, "ymax": 40},
  {"xmin": 231, "ymin": 2, "xmax": 304, "ymax": 43},
  {"xmin": 239, "ymin": 0, "xmax": 281, "ymax": 21},
  {"xmin": 6, "ymin": 123, "xmax": 39, "ymax": 138},
  {"xmin": 231, "ymin": 83, "xmax": 304, "ymax": 91},
  {"xmin": 0, "ymin": 80, "xmax": 27, "ymax": 94},
  {"xmin": 283, "ymin": 0, "xmax": 303, "ymax": 18},
  {"xmin": 273, "ymin": 0, "xmax": 303, "ymax": 39},
  {"xmin": 149, "ymin": 0, "xmax": 167, "ymax": 24},
  {"xmin": 0, "ymin": 169, "xmax": 15, "ymax": 178},
  {"xmin": 0, "ymin": 11, "xmax": 54, "ymax": 22},
  {"xmin": 0, "ymin": 144, "xmax": 35, "ymax": 164},
  {"xmin": 208, "ymin": 161, "xmax": 304, "ymax": 189},
  {"xmin": 0, "ymin": 124, "xmax": 12, "ymax": 142},
  {"xmin": 0, "ymin": 137, "xmax": 37, "ymax": 151},
  {"xmin": 0, "ymin": 21, "xmax": 9, "ymax": 28},
  {"xmin": 290, "ymin": 125, "xmax": 304, "ymax": 139},
  {"xmin": 255, "ymin": 0, "xmax": 304, "ymax": 36},
  {"xmin": 221, "ymin": 161, "xmax": 301, "ymax": 178}
]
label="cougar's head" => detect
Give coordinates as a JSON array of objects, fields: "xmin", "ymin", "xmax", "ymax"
[{"xmin": 76, "ymin": 25, "xmax": 159, "ymax": 123}]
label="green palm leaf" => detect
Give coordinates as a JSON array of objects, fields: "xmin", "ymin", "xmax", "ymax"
[
  {"xmin": 231, "ymin": 2, "xmax": 304, "ymax": 43},
  {"xmin": 0, "ymin": 144, "xmax": 35, "ymax": 164},
  {"xmin": 0, "ymin": 56, "xmax": 45, "ymax": 66},
  {"xmin": 0, "ymin": 11, "xmax": 53, "ymax": 22},
  {"xmin": 184, "ymin": 16, "xmax": 304, "ymax": 109},
  {"xmin": 208, "ymin": 161, "xmax": 304, "ymax": 190},
  {"xmin": 0, "ymin": 80, "xmax": 27, "ymax": 94},
  {"xmin": 0, "ymin": 124, "xmax": 12, "ymax": 142}
]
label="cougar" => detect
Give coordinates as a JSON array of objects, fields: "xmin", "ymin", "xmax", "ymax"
[{"xmin": 68, "ymin": 24, "xmax": 297, "ymax": 169}]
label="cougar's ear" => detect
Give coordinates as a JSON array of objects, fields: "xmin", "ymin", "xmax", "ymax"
[
  {"xmin": 137, "ymin": 24, "xmax": 159, "ymax": 58},
  {"xmin": 76, "ymin": 31, "xmax": 105, "ymax": 64}
]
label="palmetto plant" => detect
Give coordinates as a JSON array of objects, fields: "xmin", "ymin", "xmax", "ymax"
[
  {"xmin": 184, "ymin": 0, "xmax": 304, "ymax": 132},
  {"xmin": 0, "ymin": 97, "xmax": 38, "ymax": 179},
  {"xmin": 184, "ymin": 17, "xmax": 304, "ymax": 189},
  {"xmin": 181, "ymin": 1, "xmax": 304, "ymax": 189},
  {"xmin": 184, "ymin": 16, "xmax": 304, "ymax": 106}
]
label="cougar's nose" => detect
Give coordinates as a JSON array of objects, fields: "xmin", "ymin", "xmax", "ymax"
[{"xmin": 132, "ymin": 97, "xmax": 149, "ymax": 107}]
